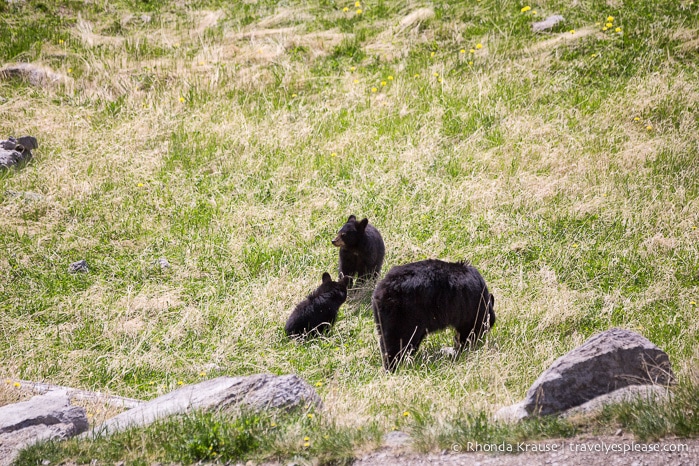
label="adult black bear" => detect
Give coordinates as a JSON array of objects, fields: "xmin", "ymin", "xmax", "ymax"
[
  {"xmin": 332, "ymin": 215, "xmax": 385, "ymax": 282},
  {"xmin": 371, "ymin": 259, "xmax": 495, "ymax": 371},
  {"xmin": 285, "ymin": 272, "xmax": 351, "ymax": 337}
]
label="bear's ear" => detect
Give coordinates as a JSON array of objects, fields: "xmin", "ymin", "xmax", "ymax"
[
  {"xmin": 347, "ymin": 214, "xmax": 356, "ymax": 223},
  {"xmin": 322, "ymin": 272, "xmax": 332, "ymax": 283},
  {"xmin": 489, "ymin": 293, "xmax": 495, "ymax": 307},
  {"xmin": 358, "ymin": 218, "xmax": 369, "ymax": 230}
]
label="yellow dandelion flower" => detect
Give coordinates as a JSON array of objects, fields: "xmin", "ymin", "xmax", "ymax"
[
  {"xmin": 271, "ymin": 422, "xmax": 277, "ymax": 427},
  {"xmin": 646, "ymin": 125, "xmax": 653, "ymax": 131},
  {"xmin": 13, "ymin": 382, "xmax": 21, "ymax": 388},
  {"xmin": 371, "ymin": 87, "xmax": 377, "ymax": 92},
  {"xmin": 292, "ymin": 93, "xmax": 297, "ymax": 97},
  {"xmin": 602, "ymin": 27, "xmax": 608, "ymax": 31},
  {"xmin": 355, "ymin": 1, "xmax": 361, "ymax": 6},
  {"xmin": 570, "ymin": 29, "xmax": 575, "ymax": 34},
  {"xmin": 315, "ymin": 381, "xmax": 323, "ymax": 387},
  {"xmin": 438, "ymin": 78, "xmax": 443, "ymax": 82},
  {"xmin": 591, "ymin": 53, "xmax": 597, "ymax": 57},
  {"xmin": 388, "ymin": 75, "xmax": 393, "ymax": 80},
  {"xmin": 572, "ymin": 243, "xmax": 579, "ymax": 248},
  {"xmin": 343, "ymin": 7, "xmax": 349, "ymax": 12},
  {"xmin": 476, "ymin": 43, "xmax": 483, "ymax": 49},
  {"xmin": 380, "ymin": 81, "xmax": 387, "ymax": 86},
  {"xmin": 607, "ymin": 16, "xmax": 614, "ymax": 22},
  {"xmin": 615, "ymin": 27, "xmax": 621, "ymax": 33},
  {"xmin": 307, "ymin": 413, "xmax": 314, "ymax": 419},
  {"xmin": 199, "ymin": 371, "xmax": 206, "ymax": 377},
  {"xmin": 413, "ymin": 73, "xmax": 419, "ymax": 78},
  {"xmin": 179, "ymin": 97, "xmax": 185, "ymax": 103},
  {"xmin": 690, "ymin": 301, "xmax": 696, "ymax": 305},
  {"xmin": 137, "ymin": 183, "xmax": 144, "ymax": 187},
  {"xmin": 304, "ymin": 436, "xmax": 310, "ymax": 441},
  {"xmin": 58, "ymin": 39, "xmax": 64, "ymax": 44},
  {"xmin": 356, "ymin": 8, "xmax": 362, "ymax": 15},
  {"xmin": 532, "ymin": 10, "xmax": 537, "ymax": 15},
  {"xmin": 430, "ymin": 51, "xmax": 435, "ymax": 57},
  {"xmin": 350, "ymin": 66, "xmax": 356, "ymax": 71},
  {"xmin": 521, "ymin": 6, "xmax": 531, "ymax": 13},
  {"xmin": 403, "ymin": 411, "xmax": 410, "ymax": 417},
  {"xmin": 67, "ymin": 68, "xmax": 72, "ymax": 73},
  {"xmin": 353, "ymin": 79, "xmax": 359, "ymax": 84},
  {"xmin": 605, "ymin": 22, "xmax": 613, "ymax": 28},
  {"xmin": 633, "ymin": 117, "xmax": 640, "ymax": 121},
  {"xmin": 177, "ymin": 380, "xmax": 184, "ymax": 385},
  {"xmin": 303, "ymin": 442, "xmax": 310, "ymax": 447},
  {"xmin": 433, "ymin": 72, "xmax": 439, "ymax": 77},
  {"xmin": 468, "ymin": 61, "xmax": 473, "ymax": 65},
  {"xmin": 460, "ymin": 49, "xmax": 466, "ymax": 54}
]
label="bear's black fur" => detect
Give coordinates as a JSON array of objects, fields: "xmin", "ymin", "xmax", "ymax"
[
  {"xmin": 285, "ymin": 272, "xmax": 351, "ymax": 338},
  {"xmin": 332, "ymin": 215, "xmax": 385, "ymax": 282},
  {"xmin": 371, "ymin": 259, "xmax": 495, "ymax": 371}
]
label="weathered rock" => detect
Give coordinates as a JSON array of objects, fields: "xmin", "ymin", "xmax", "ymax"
[
  {"xmin": 532, "ymin": 15, "xmax": 565, "ymax": 33},
  {"xmin": 13, "ymin": 379, "xmax": 143, "ymax": 410},
  {"xmin": 0, "ymin": 136, "xmax": 37, "ymax": 169},
  {"xmin": 155, "ymin": 257, "xmax": 171, "ymax": 269},
  {"xmin": 87, "ymin": 374, "xmax": 321, "ymax": 436},
  {"xmin": 0, "ymin": 391, "xmax": 88, "ymax": 466},
  {"xmin": 69, "ymin": 260, "xmax": 89, "ymax": 273},
  {"xmin": 563, "ymin": 384, "xmax": 671, "ymax": 417},
  {"xmin": 496, "ymin": 328, "xmax": 673, "ymax": 420},
  {"xmin": 0, "ymin": 63, "xmax": 69, "ymax": 86}
]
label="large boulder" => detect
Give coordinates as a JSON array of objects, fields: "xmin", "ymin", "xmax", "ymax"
[
  {"xmin": 497, "ymin": 328, "xmax": 673, "ymax": 420},
  {"xmin": 0, "ymin": 391, "xmax": 88, "ymax": 466},
  {"xmin": 88, "ymin": 374, "xmax": 321, "ymax": 436}
]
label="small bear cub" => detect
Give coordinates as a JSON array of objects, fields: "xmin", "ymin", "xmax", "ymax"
[
  {"xmin": 285, "ymin": 272, "xmax": 351, "ymax": 338},
  {"xmin": 372, "ymin": 259, "xmax": 495, "ymax": 371},
  {"xmin": 332, "ymin": 215, "xmax": 385, "ymax": 282}
]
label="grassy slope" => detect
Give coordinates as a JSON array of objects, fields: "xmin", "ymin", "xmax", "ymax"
[{"xmin": 1, "ymin": 0, "xmax": 698, "ymax": 462}]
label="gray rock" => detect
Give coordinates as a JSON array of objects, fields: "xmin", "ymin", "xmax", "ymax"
[
  {"xmin": 69, "ymin": 260, "xmax": 89, "ymax": 273},
  {"xmin": 0, "ymin": 136, "xmax": 37, "ymax": 169},
  {"xmin": 383, "ymin": 430, "xmax": 412, "ymax": 448},
  {"xmin": 0, "ymin": 391, "xmax": 88, "ymax": 466},
  {"xmin": 563, "ymin": 384, "xmax": 671, "ymax": 417},
  {"xmin": 155, "ymin": 257, "xmax": 170, "ymax": 269},
  {"xmin": 532, "ymin": 15, "xmax": 565, "ymax": 33},
  {"xmin": 0, "ymin": 63, "xmax": 69, "ymax": 86},
  {"xmin": 87, "ymin": 374, "xmax": 321, "ymax": 436},
  {"xmin": 496, "ymin": 328, "xmax": 673, "ymax": 419}
]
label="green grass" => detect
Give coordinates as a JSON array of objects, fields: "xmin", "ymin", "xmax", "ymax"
[{"xmin": 2, "ymin": 0, "xmax": 699, "ymax": 463}]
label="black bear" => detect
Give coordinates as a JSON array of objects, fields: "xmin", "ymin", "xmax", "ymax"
[
  {"xmin": 371, "ymin": 259, "xmax": 495, "ymax": 371},
  {"xmin": 285, "ymin": 272, "xmax": 351, "ymax": 337},
  {"xmin": 332, "ymin": 215, "xmax": 385, "ymax": 282}
]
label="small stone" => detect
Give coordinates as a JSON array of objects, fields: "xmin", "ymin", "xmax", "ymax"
[
  {"xmin": 615, "ymin": 428, "xmax": 623, "ymax": 436},
  {"xmin": 69, "ymin": 260, "xmax": 88, "ymax": 274},
  {"xmin": 155, "ymin": 257, "xmax": 170, "ymax": 269}
]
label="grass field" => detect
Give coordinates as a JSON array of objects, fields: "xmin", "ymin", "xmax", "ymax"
[{"xmin": 1, "ymin": 0, "xmax": 698, "ymax": 463}]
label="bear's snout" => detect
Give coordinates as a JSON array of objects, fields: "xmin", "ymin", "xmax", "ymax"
[{"xmin": 332, "ymin": 235, "xmax": 344, "ymax": 247}]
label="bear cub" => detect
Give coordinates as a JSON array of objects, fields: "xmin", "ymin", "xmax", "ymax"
[
  {"xmin": 332, "ymin": 215, "xmax": 385, "ymax": 282},
  {"xmin": 371, "ymin": 259, "xmax": 495, "ymax": 371},
  {"xmin": 285, "ymin": 272, "xmax": 351, "ymax": 338}
]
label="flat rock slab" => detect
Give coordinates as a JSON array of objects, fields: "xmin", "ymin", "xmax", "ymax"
[
  {"xmin": 88, "ymin": 374, "xmax": 320, "ymax": 436},
  {"xmin": 497, "ymin": 328, "xmax": 673, "ymax": 419},
  {"xmin": 0, "ymin": 391, "xmax": 88, "ymax": 466},
  {"xmin": 532, "ymin": 15, "xmax": 565, "ymax": 33}
]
